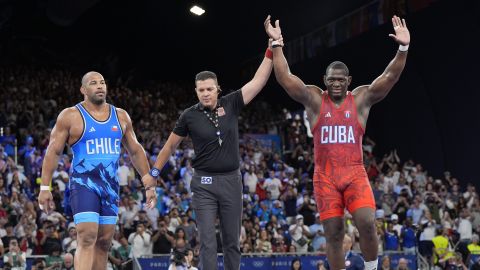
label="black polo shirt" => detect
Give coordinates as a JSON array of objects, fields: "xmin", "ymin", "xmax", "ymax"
[{"xmin": 173, "ymin": 89, "xmax": 244, "ymax": 172}]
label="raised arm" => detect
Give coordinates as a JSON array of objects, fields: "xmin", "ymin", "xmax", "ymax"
[
  {"xmin": 240, "ymin": 17, "xmax": 275, "ymax": 105},
  {"xmin": 265, "ymin": 15, "xmax": 318, "ymax": 106},
  {"xmin": 39, "ymin": 108, "xmax": 71, "ymax": 213},
  {"xmin": 358, "ymin": 16, "xmax": 410, "ymax": 106},
  {"xmin": 118, "ymin": 109, "xmax": 155, "ymax": 207}
]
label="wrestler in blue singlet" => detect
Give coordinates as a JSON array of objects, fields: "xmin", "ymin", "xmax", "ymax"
[{"xmin": 69, "ymin": 103, "xmax": 123, "ymax": 225}]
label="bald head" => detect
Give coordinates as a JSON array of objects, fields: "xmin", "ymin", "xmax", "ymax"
[
  {"xmin": 81, "ymin": 71, "xmax": 103, "ymax": 86},
  {"xmin": 80, "ymin": 71, "xmax": 107, "ymax": 105}
]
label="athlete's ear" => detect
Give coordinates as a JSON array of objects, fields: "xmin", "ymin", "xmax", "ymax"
[{"xmin": 80, "ymin": 86, "xmax": 86, "ymax": 95}]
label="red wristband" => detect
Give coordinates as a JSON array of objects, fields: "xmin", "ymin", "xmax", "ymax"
[{"xmin": 265, "ymin": 48, "xmax": 273, "ymax": 59}]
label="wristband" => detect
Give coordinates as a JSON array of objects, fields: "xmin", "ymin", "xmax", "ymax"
[
  {"xmin": 40, "ymin": 185, "xmax": 50, "ymax": 191},
  {"xmin": 265, "ymin": 48, "xmax": 273, "ymax": 59},
  {"xmin": 272, "ymin": 40, "xmax": 283, "ymax": 48},
  {"xmin": 149, "ymin": 167, "xmax": 161, "ymax": 179},
  {"xmin": 398, "ymin": 44, "xmax": 409, "ymax": 52}
]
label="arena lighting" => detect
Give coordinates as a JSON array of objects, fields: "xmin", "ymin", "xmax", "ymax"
[{"xmin": 190, "ymin": 5, "xmax": 205, "ymax": 16}]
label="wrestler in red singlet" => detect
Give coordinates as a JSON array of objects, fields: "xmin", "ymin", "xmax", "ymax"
[
  {"xmin": 266, "ymin": 15, "xmax": 411, "ymax": 270},
  {"xmin": 312, "ymin": 91, "xmax": 374, "ymax": 221}
]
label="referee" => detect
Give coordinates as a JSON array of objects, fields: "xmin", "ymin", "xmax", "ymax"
[{"xmin": 143, "ymin": 20, "xmax": 276, "ymax": 270}]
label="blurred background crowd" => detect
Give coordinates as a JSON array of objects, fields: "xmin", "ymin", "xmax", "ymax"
[{"xmin": 1, "ymin": 65, "xmax": 479, "ymax": 270}]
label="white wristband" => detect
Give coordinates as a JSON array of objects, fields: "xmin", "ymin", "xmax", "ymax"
[
  {"xmin": 272, "ymin": 40, "xmax": 283, "ymax": 48},
  {"xmin": 40, "ymin": 185, "xmax": 50, "ymax": 191},
  {"xmin": 398, "ymin": 44, "xmax": 409, "ymax": 52}
]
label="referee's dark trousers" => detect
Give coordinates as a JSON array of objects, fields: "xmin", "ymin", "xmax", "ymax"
[{"xmin": 191, "ymin": 168, "xmax": 243, "ymax": 270}]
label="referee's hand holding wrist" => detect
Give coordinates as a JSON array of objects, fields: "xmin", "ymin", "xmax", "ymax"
[
  {"xmin": 271, "ymin": 37, "xmax": 284, "ymax": 48},
  {"xmin": 141, "ymin": 174, "xmax": 157, "ymax": 189},
  {"xmin": 142, "ymin": 174, "xmax": 158, "ymax": 209}
]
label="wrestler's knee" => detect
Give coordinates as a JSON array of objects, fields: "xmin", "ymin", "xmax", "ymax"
[{"xmin": 77, "ymin": 225, "xmax": 98, "ymax": 247}]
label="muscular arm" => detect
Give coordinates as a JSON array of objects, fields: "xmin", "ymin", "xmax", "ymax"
[
  {"xmin": 118, "ymin": 109, "xmax": 150, "ymax": 179},
  {"xmin": 241, "ymin": 53, "xmax": 273, "ymax": 105},
  {"xmin": 360, "ymin": 50, "xmax": 408, "ymax": 106},
  {"xmin": 356, "ymin": 16, "xmax": 410, "ymax": 106},
  {"xmin": 41, "ymin": 109, "xmax": 70, "ymax": 186},
  {"xmin": 272, "ymin": 46, "xmax": 320, "ymax": 106}
]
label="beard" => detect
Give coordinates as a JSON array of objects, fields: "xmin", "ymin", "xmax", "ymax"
[{"xmin": 88, "ymin": 94, "xmax": 106, "ymax": 105}]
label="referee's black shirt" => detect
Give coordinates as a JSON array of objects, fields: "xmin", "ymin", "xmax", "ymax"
[{"xmin": 173, "ymin": 89, "xmax": 244, "ymax": 172}]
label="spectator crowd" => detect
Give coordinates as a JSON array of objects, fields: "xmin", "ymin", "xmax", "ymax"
[{"xmin": 1, "ymin": 66, "xmax": 479, "ymax": 270}]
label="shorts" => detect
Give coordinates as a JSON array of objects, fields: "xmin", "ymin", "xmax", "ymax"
[
  {"xmin": 69, "ymin": 183, "xmax": 119, "ymax": 225},
  {"xmin": 313, "ymin": 166, "xmax": 375, "ymax": 221}
]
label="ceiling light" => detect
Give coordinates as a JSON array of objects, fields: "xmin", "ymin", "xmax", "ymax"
[{"xmin": 190, "ymin": 5, "xmax": 205, "ymax": 16}]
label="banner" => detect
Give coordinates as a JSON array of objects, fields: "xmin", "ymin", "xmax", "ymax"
[
  {"xmin": 242, "ymin": 0, "xmax": 439, "ymax": 74},
  {"xmin": 138, "ymin": 254, "xmax": 416, "ymax": 270}
]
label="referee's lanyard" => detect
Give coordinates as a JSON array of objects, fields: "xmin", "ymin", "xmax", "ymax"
[{"xmin": 203, "ymin": 104, "xmax": 222, "ymax": 146}]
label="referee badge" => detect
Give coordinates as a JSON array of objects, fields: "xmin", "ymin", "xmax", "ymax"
[
  {"xmin": 218, "ymin": 107, "xmax": 225, "ymax": 116},
  {"xmin": 201, "ymin": 176, "xmax": 213, "ymax": 184}
]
